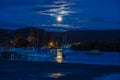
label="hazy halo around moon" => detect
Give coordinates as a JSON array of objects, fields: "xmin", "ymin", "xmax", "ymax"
[{"xmin": 57, "ymin": 16, "xmax": 62, "ymax": 22}]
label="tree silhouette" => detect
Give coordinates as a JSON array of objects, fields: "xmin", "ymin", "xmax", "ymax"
[
  {"xmin": 26, "ymin": 30, "xmax": 36, "ymax": 47},
  {"xmin": 14, "ymin": 31, "xmax": 30, "ymax": 47}
]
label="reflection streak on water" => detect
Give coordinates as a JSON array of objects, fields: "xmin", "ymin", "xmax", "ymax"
[
  {"xmin": 48, "ymin": 73, "xmax": 64, "ymax": 78},
  {"xmin": 56, "ymin": 49, "xmax": 63, "ymax": 63}
]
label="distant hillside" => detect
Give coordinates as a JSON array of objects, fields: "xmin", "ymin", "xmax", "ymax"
[
  {"xmin": 50, "ymin": 30, "xmax": 120, "ymax": 43},
  {"xmin": 0, "ymin": 28, "xmax": 120, "ymax": 46},
  {"xmin": 0, "ymin": 28, "xmax": 45, "ymax": 46},
  {"xmin": 0, "ymin": 29, "xmax": 13, "ymax": 44}
]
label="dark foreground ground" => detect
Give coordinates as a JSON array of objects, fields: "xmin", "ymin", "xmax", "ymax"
[{"xmin": 0, "ymin": 61, "xmax": 120, "ymax": 80}]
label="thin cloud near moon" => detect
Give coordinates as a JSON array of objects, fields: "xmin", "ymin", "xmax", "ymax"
[{"xmin": 0, "ymin": 0, "xmax": 119, "ymax": 31}]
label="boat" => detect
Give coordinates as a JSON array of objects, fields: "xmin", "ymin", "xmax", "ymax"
[{"xmin": 0, "ymin": 29, "xmax": 57, "ymax": 61}]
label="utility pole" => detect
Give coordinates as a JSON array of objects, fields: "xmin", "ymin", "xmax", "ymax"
[
  {"xmin": 36, "ymin": 28, "xmax": 39, "ymax": 50},
  {"xmin": 44, "ymin": 30, "xmax": 46, "ymax": 48}
]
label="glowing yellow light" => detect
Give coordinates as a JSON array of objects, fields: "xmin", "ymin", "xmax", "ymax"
[
  {"xmin": 48, "ymin": 42, "xmax": 54, "ymax": 48},
  {"xmin": 56, "ymin": 49, "xmax": 63, "ymax": 63},
  {"xmin": 49, "ymin": 42, "xmax": 53, "ymax": 46},
  {"xmin": 57, "ymin": 16, "xmax": 62, "ymax": 22}
]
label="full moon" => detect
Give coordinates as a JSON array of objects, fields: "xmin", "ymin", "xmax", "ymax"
[{"xmin": 57, "ymin": 16, "xmax": 62, "ymax": 22}]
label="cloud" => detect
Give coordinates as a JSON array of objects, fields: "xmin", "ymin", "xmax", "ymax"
[
  {"xmin": 33, "ymin": 0, "xmax": 76, "ymax": 17},
  {"xmin": 0, "ymin": 0, "xmax": 119, "ymax": 31}
]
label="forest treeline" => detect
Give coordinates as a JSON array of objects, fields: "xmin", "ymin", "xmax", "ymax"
[{"xmin": 71, "ymin": 41, "xmax": 120, "ymax": 52}]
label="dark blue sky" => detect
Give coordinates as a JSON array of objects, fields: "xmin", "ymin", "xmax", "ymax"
[{"xmin": 0, "ymin": 0, "xmax": 119, "ymax": 31}]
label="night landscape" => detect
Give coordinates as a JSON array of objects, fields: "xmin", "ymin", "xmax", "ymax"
[{"xmin": 0, "ymin": 0, "xmax": 120, "ymax": 80}]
